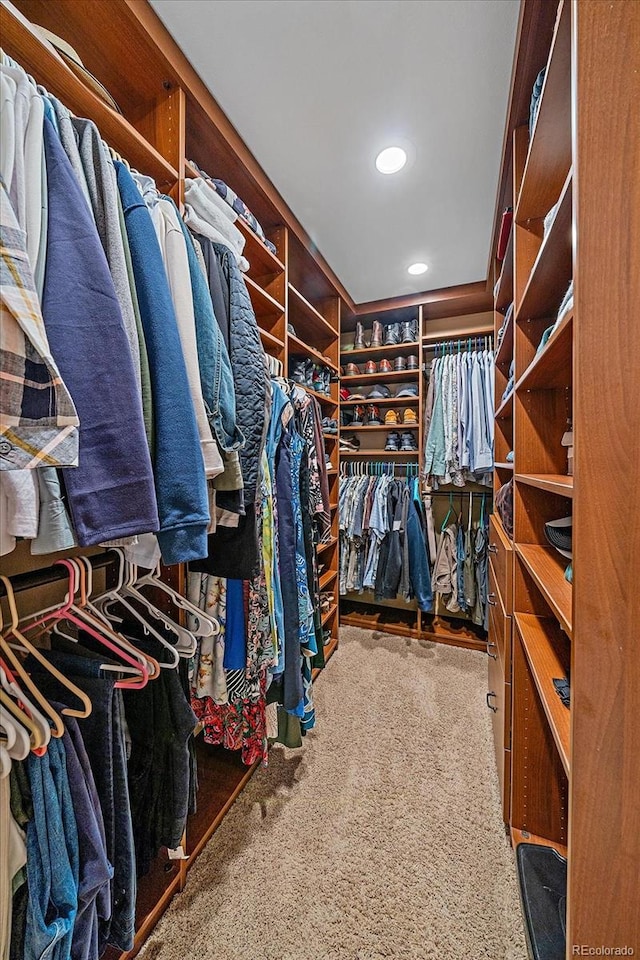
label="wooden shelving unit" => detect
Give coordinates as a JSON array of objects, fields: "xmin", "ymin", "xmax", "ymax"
[{"xmin": 487, "ymin": 1, "xmax": 639, "ymax": 951}]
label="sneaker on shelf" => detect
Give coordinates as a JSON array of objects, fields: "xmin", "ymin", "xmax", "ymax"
[
  {"xmin": 378, "ymin": 358, "xmax": 393, "ymax": 373},
  {"xmin": 393, "ymin": 356, "xmax": 407, "ymax": 371},
  {"xmin": 352, "ymin": 404, "xmax": 366, "ymax": 424},
  {"xmin": 400, "ymin": 432, "xmax": 418, "ymax": 451},
  {"xmin": 322, "ymin": 417, "xmax": 338, "ymax": 434},
  {"xmin": 290, "ymin": 358, "xmax": 306, "ymax": 384},
  {"xmin": 340, "ymin": 387, "xmax": 352, "ymax": 402},
  {"xmin": 288, "ymin": 322, "xmax": 297, "ymax": 337},
  {"xmin": 366, "ymin": 404, "xmax": 382, "ymax": 425},
  {"xmin": 364, "ymin": 359, "xmax": 378, "ymax": 375},
  {"xmin": 371, "ymin": 320, "xmax": 384, "ymax": 347},
  {"xmin": 406, "ymin": 354, "xmax": 419, "ymax": 370},
  {"xmin": 385, "ymin": 431, "xmax": 401, "ymax": 451},
  {"xmin": 345, "ymin": 362, "xmax": 361, "ymax": 377},
  {"xmin": 384, "ymin": 409, "xmax": 399, "ymax": 425},
  {"xmin": 402, "ymin": 407, "xmax": 418, "ymax": 425},
  {"xmin": 323, "ymin": 629, "xmax": 332, "ymax": 646},
  {"xmin": 321, "ymin": 367, "xmax": 332, "ymax": 394},
  {"xmin": 340, "ymin": 435, "xmax": 361, "ymax": 452},
  {"xmin": 384, "ymin": 322, "xmax": 401, "ymax": 346}
]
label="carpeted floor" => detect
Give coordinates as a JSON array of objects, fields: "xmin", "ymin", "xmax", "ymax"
[{"xmin": 139, "ymin": 627, "xmax": 527, "ymax": 960}]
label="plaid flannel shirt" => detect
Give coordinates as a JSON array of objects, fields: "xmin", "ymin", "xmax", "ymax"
[{"xmin": 0, "ymin": 177, "xmax": 79, "ymax": 469}]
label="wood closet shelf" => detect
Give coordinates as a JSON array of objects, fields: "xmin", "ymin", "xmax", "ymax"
[
  {"xmin": 312, "ymin": 636, "xmax": 339, "ymax": 680},
  {"xmin": 341, "ymin": 396, "xmax": 419, "ymax": 407},
  {"xmin": 517, "ymin": 170, "xmax": 572, "ymax": 320},
  {"xmin": 515, "ymin": 0, "xmax": 572, "ymax": 224},
  {"xmin": 515, "ymin": 544, "xmax": 572, "ymax": 638},
  {"xmin": 515, "ymin": 309, "xmax": 572, "ymax": 392},
  {"xmin": 510, "ymin": 827, "xmax": 568, "ymax": 861},
  {"xmin": 341, "ymin": 369, "xmax": 420, "ymax": 386},
  {"xmin": 305, "ymin": 387, "xmax": 338, "ymax": 407},
  {"xmin": 346, "ymin": 424, "xmax": 419, "ymax": 432},
  {"xmin": 288, "ymin": 333, "xmax": 339, "ymax": 372},
  {"xmin": 495, "ymin": 227, "xmax": 514, "ymax": 313},
  {"xmin": 288, "ymin": 283, "xmax": 337, "ymax": 341},
  {"xmin": 495, "ymin": 462, "xmax": 514, "ymax": 471},
  {"xmin": 515, "ymin": 613, "xmax": 571, "ymax": 775},
  {"xmin": 317, "ymin": 536, "xmax": 338, "ymax": 552},
  {"xmin": 321, "ymin": 603, "xmax": 338, "ymax": 627},
  {"xmin": 259, "ymin": 328, "xmax": 285, "ymax": 351},
  {"xmin": 495, "ymin": 308, "xmax": 514, "ymax": 369},
  {"xmin": 0, "ymin": 1, "xmax": 179, "ymax": 188},
  {"xmin": 495, "ymin": 390, "xmax": 514, "ymax": 421},
  {"xmin": 340, "ymin": 342, "xmax": 420, "ymax": 360},
  {"xmin": 236, "ymin": 218, "xmax": 286, "ymax": 274},
  {"xmin": 319, "ymin": 569, "xmax": 338, "ymax": 590},
  {"xmin": 244, "ymin": 276, "xmax": 285, "ymax": 318},
  {"xmin": 516, "ymin": 474, "xmax": 573, "ymax": 497}
]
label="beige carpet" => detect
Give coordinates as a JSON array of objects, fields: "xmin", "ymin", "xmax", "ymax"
[{"xmin": 139, "ymin": 627, "xmax": 527, "ymax": 960}]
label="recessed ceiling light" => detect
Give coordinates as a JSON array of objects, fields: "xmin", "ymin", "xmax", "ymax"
[
  {"xmin": 408, "ymin": 262, "xmax": 428, "ymax": 276},
  {"xmin": 375, "ymin": 146, "xmax": 407, "ymax": 175}
]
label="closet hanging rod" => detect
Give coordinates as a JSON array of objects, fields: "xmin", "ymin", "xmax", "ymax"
[
  {"xmin": 423, "ymin": 490, "xmax": 494, "ymax": 498},
  {"xmin": 0, "ymin": 551, "xmax": 117, "ymax": 598}
]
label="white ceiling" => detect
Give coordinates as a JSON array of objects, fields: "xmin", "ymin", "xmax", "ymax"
[{"xmin": 152, "ymin": 0, "xmax": 519, "ymax": 304}]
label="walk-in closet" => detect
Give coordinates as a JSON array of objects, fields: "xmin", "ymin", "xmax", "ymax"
[{"xmin": 0, "ymin": 1, "xmax": 638, "ymax": 958}]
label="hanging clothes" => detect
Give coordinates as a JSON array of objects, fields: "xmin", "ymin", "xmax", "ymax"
[{"xmin": 423, "ymin": 346, "xmax": 495, "ymax": 487}]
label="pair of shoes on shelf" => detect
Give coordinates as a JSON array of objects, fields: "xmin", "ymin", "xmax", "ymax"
[
  {"xmin": 340, "ymin": 435, "xmax": 360, "ymax": 452},
  {"xmin": 352, "ymin": 404, "xmax": 381, "ymax": 426},
  {"xmin": 384, "ymin": 408, "xmax": 418, "ymax": 425},
  {"xmin": 385, "ymin": 431, "xmax": 418, "ymax": 452},
  {"xmin": 291, "ymin": 357, "xmax": 333, "ymax": 394},
  {"xmin": 322, "ymin": 417, "xmax": 338, "ymax": 434}
]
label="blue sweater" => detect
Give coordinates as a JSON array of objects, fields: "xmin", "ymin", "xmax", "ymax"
[
  {"xmin": 115, "ymin": 163, "xmax": 209, "ymax": 564},
  {"xmin": 41, "ymin": 118, "xmax": 158, "ymax": 545}
]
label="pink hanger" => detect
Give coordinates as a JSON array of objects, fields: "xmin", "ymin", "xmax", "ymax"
[{"xmin": 21, "ymin": 560, "xmax": 149, "ymax": 690}]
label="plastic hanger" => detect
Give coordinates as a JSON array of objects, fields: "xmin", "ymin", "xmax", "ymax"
[
  {"xmin": 440, "ymin": 493, "xmax": 455, "ymax": 532},
  {"xmin": 0, "ymin": 658, "xmax": 51, "ymax": 754},
  {"xmin": 133, "ymin": 563, "xmax": 217, "ymax": 639},
  {"xmin": 17, "ymin": 561, "xmax": 148, "ymax": 691},
  {"xmin": 55, "ymin": 557, "xmax": 161, "ymax": 680},
  {"xmin": 95, "ymin": 550, "xmax": 180, "ymax": 669},
  {"xmin": 123, "ymin": 560, "xmax": 197, "ymax": 658}
]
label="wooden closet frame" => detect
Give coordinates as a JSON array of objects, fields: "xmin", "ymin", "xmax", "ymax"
[{"xmin": 488, "ymin": 0, "xmax": 640, "ymax": 954}]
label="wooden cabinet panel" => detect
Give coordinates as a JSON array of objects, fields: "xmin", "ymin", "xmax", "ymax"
[
  {"xmin": 488, "ymin": 563, "xmax": 512, "ymax": 677},
  {"xmin": 488, "ymin": 513, "xmax": 513, "ymax": 612},
  {"xmin": 487, "ymin": 648, "xmax": 511, "ymax": 821}
]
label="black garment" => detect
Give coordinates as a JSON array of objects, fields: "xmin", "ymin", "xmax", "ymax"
[
  {"xmin": 190, "ymin": 504, "xmax": 260, "ymax": 579},
  {"xmin": 9, "ymin": 761, "xmax": 31, "ymax": 960},
  {"xmin": 275, "ymin": 423, "xmax": 304, "ymax": 712},
  {"xmin": 375, "ymin": 480, "xmax": 404, "ymax": 600},
  {"xmin": 118, "ymin": 624, "xmax": 197, "ymax": 876}
]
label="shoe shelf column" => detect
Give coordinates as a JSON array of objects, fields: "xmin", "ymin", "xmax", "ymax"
[{"xmin": 338, "ymin": 305, "xmax": 421, "ymax": 637}]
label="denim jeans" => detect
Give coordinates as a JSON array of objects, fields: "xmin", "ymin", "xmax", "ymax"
[{"xmin": 25, "ymin": 738, "xmax": 78, "ymax": 960}]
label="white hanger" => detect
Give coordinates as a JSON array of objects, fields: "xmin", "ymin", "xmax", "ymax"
[
  {"xmin": 0, "ymin": 663, "xmax": 51, "ymax": 752},
  {"xmin": 134, "ymin": 563, "xmax": 219, "ymax": 638},
  {"xmin": 95, "ymin": 550, "xmax": 180, "ymax": 669}
]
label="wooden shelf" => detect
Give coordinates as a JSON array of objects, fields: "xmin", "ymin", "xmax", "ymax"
[
  {"xmin": 515, "ymin": 308, "xmax": 573, "ymax": 392},
  {"xmin": 319, "ymin": 569, "xmax": 337, "ymax": 591},
  {"xmin": 322, "ymin": 432, "xmax": 338, "ymax": 441},
  {"xmin": 244, "ymin": 275, "xmax": 285, "ymax": 319},
  {"xmin": 517, "ymin": 170, "xmax": 572, "ymax": 321},
  {"xmin": 495, "ymin": 389, "xmax": 514, "ymax": 421},
  {"xmin": 515, "ymin": 613, "xmax": 571, "ymax": 776},
  {"xmin": 341, "ymin": 369, "xmax": 420, "ymax": 386},
  {"xmin": 235, "ymin": 218, "xmax": 285, "ymax": 274},
  {"xmin": 495, "ymin": 227, "xmax": 514, "ymax": 313},
  {"xmin": 340, "ymin": 609, "xmax": 420, "ymax": 639},
  {"xmin": 340, "ymin": 450, "xmax": 419, "ymax": 458},
  {"xmin": 0, "ymin": 1, "xmax": 179, "ymax": 188},
  {"xmin": 318, "ymin": 536, "xmax": 338, "ymax": 552},
  {"xmin": 341, "ymin": 395, "xmax": 419, "ymax": 407},
  {"xmin": 345, "ymin": 424, "xmax": 419, "ymax": 432},
  {"xmin": 515, "ymin": 0, "xmax": 572, "ymax": 224},
  {"xmin": 321, "ymin": 603, "xmax": 338, "ymax": 627},
  {"xmin": 313, "ymin": 636, "xmax": 339, "ymax": 680},
  {"xmin": 259, "ymin": 328, "xmax": 284, "ymax": 352},
  {"xmin": 304, "ymin": 386, "xmax": 338, "ymax": 407},
  {"xmin": 288, "ymin": 332, "xmax": 339, "ymax": 372},
  {"xmin": 515, "ymin": 543, "xmax": 572, "ymax": 637},
  {"xmin": 516, "ymin": 474, "xmax": 573, "ymax": 497},
  {"xmin": 510, "ymin": 827, "xmax": 568, "ymax": 860},
  {"xmin": 288, "ymin": 283, "xmax": 337, "ymax": 343},
  {"xmin": 340, "ymin": 341, "xmax": 420, "ymax": 360},
  {"xmin": 495, "ymin": 307, "xmax": 514, "ymax": 369},
  {"xmin": 495, "ymin": 462, "xmax": 514, "ymax": 471}
]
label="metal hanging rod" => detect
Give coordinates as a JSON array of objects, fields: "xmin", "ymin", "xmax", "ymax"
[{"xmin": 423, "ymin": 335, "xmax": 494, "ymax": 356}]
